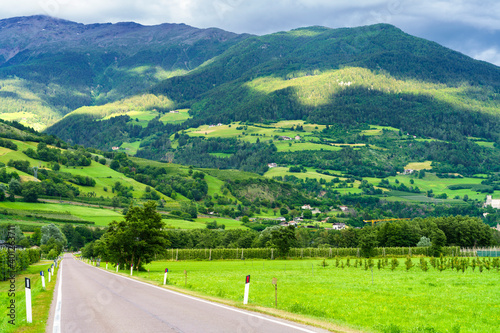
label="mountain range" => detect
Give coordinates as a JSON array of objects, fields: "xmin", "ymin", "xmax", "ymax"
[
  {"xmin": 0, "ymin": 15, "xmax": 246, "ymax": 129},
  {"xmin": 0, "ymin": 15, "xmax": 499, "ymax": 152}
]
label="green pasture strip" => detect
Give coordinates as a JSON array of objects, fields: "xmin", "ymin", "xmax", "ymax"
[
  {"xmin": 264, "ymin": 167, "xmax": 348, "ymax": 182},
  {"xmin": 128, "ymin": 158, "xmax": 187, "ymax": 174},
  {"xmin": 116, "ymin": 110, "xmax": 159, "ymax": 127},
  {"xmin": 404, "ymin": 161, "xmax": 433, "ymax": 170},
  {"xmin": 0, "ymin": 219, "xmax": 49, "ymax": 228},
  {"xmin": 377, "ymin": 173, "xmax": 494, "ymax": 201},
  {"xmin": 183, "ymin": 120, "xmax": 324, "ymax": 144},
  {"xmin": 203, "ymin": 174, "xmax": 238, "ymax": 201},
  {"xmin": 0, "ymin": 202, "xmax": 122, "ymax": 226},
  {"xmin": 195, "ymin": 217, "xmax": 246, "ymax": 230},
  {"xmin": 163, "ymin": 217, "xmax": 246, "ymax": 230},
  {"xmin": 360, "ymin": 125, "xmax": 399, "ymax": 136},
  {"xmin": 0, "ymin": 149, "xmax": 51, "ymax": 170},
  {"xmin": 59, "ymin": 161, "xmax": 159, "ymax": 199},
  {"xmin": 203, "ymin": 168, "xmax": 263, "ymax": 181},
  {"xmin": 474, "ymin": 141, "xmax": 495, "ymax": 148},
  {"xmin": 0, "ymin": 261, "xmax": 58, "ymax": 333},
  {"xmin": 119, "ymin": 141, "xmax": 141, "ymax": 155},
  {"xmin": 159, "ymin": 109, "xmax": 191, "ymax": 124},
  {"xmin": 361, "ymin": 172, "xmax": 497, "ymax": 202},
  {"xmin": 208, "ymin": 152, "xmax": 232, "ymax": 158},
  {"xmin": 274, "ymin": 141, "xmax": 340, "ymax": 152},
  {"xmin": 330, "ymin": 188, "xmax": 363, "ymax": 195},
  {"xmin": 163, "ymin": 218, "xmax": 205, "ymax": 229},
  {"xmin": 0, "ymin": 208, "xmax": 92, "ymax": 224},
  {"xmin": 133, "ymin": 258, "xmax": 500, "ymax": 333}
]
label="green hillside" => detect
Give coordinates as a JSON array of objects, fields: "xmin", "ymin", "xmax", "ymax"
[
  {"xmin": 1, "ymin": 117, "xmax": 499, "ymax": 234},
  {"xmin": 148, "ymin": 25, "xmax": 500, "ymax": 144},
  {"xmin": 47, "ymin": 24, "xmax": 500, "ymax": 153},
  {"xmin": 2, "ymin": 18, "xmax": 500, "ymax": 229},
  {"xmin": 0, "ymin": 15, "xmax": 247, "ymax": 129}
]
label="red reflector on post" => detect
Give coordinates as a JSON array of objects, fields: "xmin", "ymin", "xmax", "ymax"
[{"xmin": 246, "ymin": 275, "xmax": 250, "ymax": 284}]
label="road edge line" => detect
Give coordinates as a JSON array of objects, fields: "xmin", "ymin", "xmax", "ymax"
[{"xmin": 52, "ymin": 260, "xmax": 63, "ymax": 333}]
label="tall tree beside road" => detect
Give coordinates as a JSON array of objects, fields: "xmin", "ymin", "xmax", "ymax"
[
  {"xmin": 101, "ymin": 201, "xmax": 170, "ymax": 270},
  {"xmin": 271, "ymin": 225, "xmax": 297, "ymax": 257}
]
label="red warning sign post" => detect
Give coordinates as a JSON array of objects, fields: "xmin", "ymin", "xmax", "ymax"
[{"xmin": 243, "ymin": 275, "xmax": 250, "ymax": 305}]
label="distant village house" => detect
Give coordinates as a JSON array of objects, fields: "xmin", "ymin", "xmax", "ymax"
[
  {"xmin": 484, "ymin": 195, "xmax": 500, "ymax": 209},
  {"xmin": 331, "ymin": 223, "xmax": 347, "ymax": 230}
]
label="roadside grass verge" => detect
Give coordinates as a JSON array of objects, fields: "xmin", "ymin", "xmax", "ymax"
[
  {"xmin": 0, "ymin": 261, "xmax": 59, "ymax": 333},
  {"xmin": 105, "ymin": 258, "xmax": 500, "ymax": 333}
]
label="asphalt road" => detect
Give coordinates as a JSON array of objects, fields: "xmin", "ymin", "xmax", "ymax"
[{"xmin": 46, "ymin": 254, "xmax": 332, "ymax": 333}]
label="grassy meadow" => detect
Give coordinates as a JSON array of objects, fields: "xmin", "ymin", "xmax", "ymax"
[
  {"xmin": 59, "ymin": 160, "xmax": 177, "ymax": 205},
  {"xmin": 264, "ymin": 165, "xmax": 492, "ymax": 203},
  {"xmin": 0, "ymin": 201, "xmax": 124, "ymax": 226},
  {"xmin": 183, "ymin": 120, "xmax": 325, "ymax": 144},
  {"xmin": 109, "ymin": 258, "xmax": 500, "ymax": 333},
  {"xmin": 163, "ymin": 217, "xmax": 246, "ymax": 230},
  {"xmin": 159, "ymin": 109, "xmax": 191, "ymax": 124},
  {"xmin": 171, "ymin": 119, "xmax": 499, "ymax": 202},
  {"xmin": 0, "ymin": 261, "xmax": 59, "ymax": 333}
]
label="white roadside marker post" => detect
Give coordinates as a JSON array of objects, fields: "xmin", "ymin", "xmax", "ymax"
[
  {"xmin": 40, "ymin": 271, "xmax": 45, "ymax": 289},
  {"xmin": 163, "ymin": 268, "xmax": 168, "ymax": 285},
  {"xmin": 25, "ymin": 278, "xmax": 32, "ymax": 323},
  {"xmin": 48, "ymin": 268, "xmax": 51, "ymax": 283},
  {"xmin": 130, "ymin": 264, "xmax": 133, "ymax": 276},
  {"xmin": 243, "ymin": 275, "xmax": 250, "ymax": 305},
  {"xmin": 106, "ymin": 262, "xmax": 108, "ymax": 270},
  {"xmin": 116, "ymin": 263, "xmax": 119, "ymax": 273}
]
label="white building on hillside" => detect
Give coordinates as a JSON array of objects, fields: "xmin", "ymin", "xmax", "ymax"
[{"xmin": 484, "ymin": 195, "xmax": 500, "ymax": 209}]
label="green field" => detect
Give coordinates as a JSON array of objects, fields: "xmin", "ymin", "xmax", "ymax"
[
  {"xmin": 112, "ymin": 110, "xmax": 158, "ymax": 127},
  {"xmin": 404, "ymin": 161, "xmax": 433, "ymax": 170},
  {"xmin": 108, "ymin": 258, "xmax": 500, "ymax": 333},
  {"xmin": 159, "ymin": 109, "xmax": 191, "ymax": 124},
  {"xmin": 274, "ymin": 141, "xmax": 341, "ymax": 152},
  {"xmin": 119, "ymin": 141, "xmax": 141, "ymax": 155},
  {"xmin": 183, "ymin": 120, "xmax": 325, "ymax": 145},
  {"xmin": 59, "ymin": 161, "xmax": 179, "ymax": 208},
  {"xmin": 164, "ymin": 217, "xmax": 246, "ymax": 230},
  {"xmin": 360, "ymin": 125, "xmax": 399, "ymax": 136},
  {"xmin": 474, "ymin": 141, "xmax": 496, "ymax": 148},
  {"xmin": 0, "ymin": 202, "xmax": 123, "ymax": 226},
  {"xmin": 375, "ymin": 173, "xmax": 492, "ymax": 202}
]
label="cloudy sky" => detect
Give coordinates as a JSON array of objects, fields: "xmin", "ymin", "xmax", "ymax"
[{"xmin": 1, "ymin": 0, "xmax": 499, "ymax": 65}]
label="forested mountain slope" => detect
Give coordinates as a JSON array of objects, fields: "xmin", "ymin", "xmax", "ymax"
[
  {"xmin": 149, "ymin": 24, "xmax": 500, "ymax": 142},
  {"xmin": 0, "ymin": 15, "xmax": 247, "ymax": 129},
  {"xmin": 49, "ymin": 23, "xmax": 500, "ymax": 148}
]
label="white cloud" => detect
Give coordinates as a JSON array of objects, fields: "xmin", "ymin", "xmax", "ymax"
[
  {"xmin": 473, "ymin": 48, "xmax": 500, "ymax": 66},
  {"xmin": 0, "ymin": 0, "xmax": 499, "ymax": 66}
]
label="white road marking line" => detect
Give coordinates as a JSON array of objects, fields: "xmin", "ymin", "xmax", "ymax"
[
  {"xmin": 76, "ymin": 257, "xmax": 318, "ymax": 333},
  {"xmin": 53, "ymin": 260, "xmax": 63, "ymax": 333}
]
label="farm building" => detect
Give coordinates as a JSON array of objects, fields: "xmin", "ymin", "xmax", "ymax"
[{"xmin": 484, "ymin": 195, "xmax": 500, "ymax": 209}]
